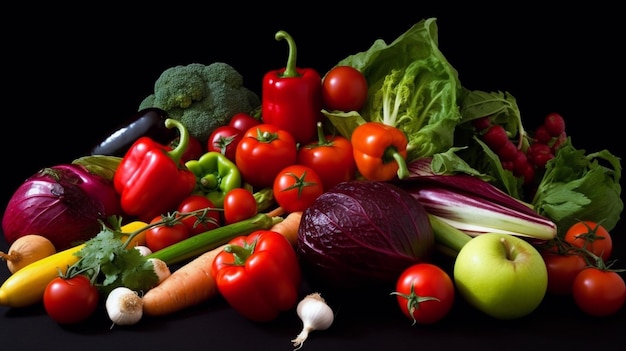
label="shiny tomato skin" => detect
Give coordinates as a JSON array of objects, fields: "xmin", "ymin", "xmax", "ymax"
[
  {"xmin": 297, "ymin": 133, "xmax": 356, "ymax": 191},
  {"xmin": 177, "ymin": 195, "xmax": 221, "ymax": 235},
  {"xmin": 564, "ymin": 221, "xmax": 613, "ymax": 261},
  {"xmin": 393, "ymin": 263, "xmax": 455, "ymax": 325},
  {"xmin": 229, "ymin": 112, "xmax": 260, "ymax": 132},
  {"xmin": 322, "ymin": 66, "xmax": 368, "ymax": 112},
  {"xmin": 572, "ymin": 267, "xmax": 626, "ymax": 317},
  {"xmin": 235, "ymin": 124, "xmax": 298, "ymax": 189},
  {"xmin": 541, "ymin": 249, "xmax": 588, "ymax": 295},
  {"xmin": 223, "ymin": 188, "xmax": 258, "ymax": 225},
  {"xmin": 207, "ymin": 125, "xmax": 243, "ymax": 162},
  {"xmin": 43, "ymin": 275, "xmax": 99, "ymax": 324},
  {"xmin": 145, "ymin": 215, "xmax": 191, "ymax": 252},
  {"xmin": 273, "ymin": 165, "xmax": 324, "ymax": 213}
]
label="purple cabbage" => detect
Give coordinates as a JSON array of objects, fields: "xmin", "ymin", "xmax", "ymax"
[
  {"xmin": 2, "ymin": 164, "xmax": 122, "ymax": 250},
  {"xmin": 297, "ymin": 180, "xmax": 434, "ymax": 290}
]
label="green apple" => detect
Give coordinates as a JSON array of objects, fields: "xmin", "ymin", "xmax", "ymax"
[{"xmin": 453, "ymin": 233, "xmax": 547, "ymax": 320}]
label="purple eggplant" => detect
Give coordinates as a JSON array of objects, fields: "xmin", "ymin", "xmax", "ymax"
[{"xmin": 90, "ymin": 108, "xmax": 177, "ymax": 157}]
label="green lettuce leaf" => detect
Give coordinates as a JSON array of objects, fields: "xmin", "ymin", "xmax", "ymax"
[
  {"xmin": 531, "ymin": 138, "xmax": 623, "ymax": 237},
  {"xmin": 325, "ymin": 17, "xmax": 462, "ymax": 162}
]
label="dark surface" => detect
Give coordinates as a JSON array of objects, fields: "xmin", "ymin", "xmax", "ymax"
[{"xmin": 2, "ymin": 4, "xmax": 624, "ymax": 350}]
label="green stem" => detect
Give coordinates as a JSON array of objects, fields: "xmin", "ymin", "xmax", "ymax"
[
  {"xmin": 223, "ymin": 237, "xmax": 259, "ymax": 266},
  {"xmin": 428, "ymin": 214, "xmax": 472, "ymax": 256},
  {"xmin": 164, "ymin": 118, "xmax": 189, "ymax": 165},
  {"xmin": 390, "ymin": 149, "xmax": 409, "ymax": 179},
  {"xmin": 276, "ymin": 30, "xmax": 299, "ymax": 78}
]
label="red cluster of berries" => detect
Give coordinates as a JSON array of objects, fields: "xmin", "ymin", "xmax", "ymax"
[{"xmin": 472, "ymin": 112, "xmax": 567, "ymax": 185}]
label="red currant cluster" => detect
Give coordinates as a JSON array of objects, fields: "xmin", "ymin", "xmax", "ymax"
[
  {"xmin": 526, "ymin": 112, "xmax": 567, "ymax": 169},
  {"xmin": 472, "ymin": 112, "xmax": 567, "ymax": 185}
]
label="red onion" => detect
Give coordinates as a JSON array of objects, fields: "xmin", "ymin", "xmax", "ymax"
[{"xmin": 2, "ymin": 164, "xmax": 122, "ymax": 250}]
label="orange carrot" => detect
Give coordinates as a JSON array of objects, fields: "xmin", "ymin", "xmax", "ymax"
[
  {"xmin": 141, "ymin": 210, "xmax": 303, "ymax": 317},
  {"xmin": 266, "ymin": 206, "xmax": 286, "ymax": 218},
  {"xmin": 269, "ymin": 211, "xmax": 302, "ymax": 246},
  {"xmin": 142, "ymin": 243, "xmax": 226, "ymax": 317}
]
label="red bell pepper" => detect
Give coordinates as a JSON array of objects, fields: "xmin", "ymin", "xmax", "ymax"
[
  {"xmin": 113, "ymin": 118, "xmax": 197, "ymax": 222},
  {"xmin": 262, "ymin": 30, "xmax": 323, "ymax": 144},
  {"xmin": 210, "ymin": 230, "xmax": 301, "ymax": 322}
]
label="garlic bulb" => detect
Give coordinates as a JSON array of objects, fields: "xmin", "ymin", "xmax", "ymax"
[
  {"xmin": 291, "ymin": 292, "xmax": 334, "ymax": 350},
  {"xmin": 134, "ymin": 245, "xmax": 152, "ymax": 256},
  {"xmin": 106, "ymin": 287, "xmax": 143, "ymax": 326},
  {"xmin": 147, "ymin": 258, "xmax": 171, "ymax": 284}
]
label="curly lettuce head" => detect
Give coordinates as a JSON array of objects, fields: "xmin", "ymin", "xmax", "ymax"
[{"xmin": 324, "ymin": 18, "xmax": 463, "ymax": 163}]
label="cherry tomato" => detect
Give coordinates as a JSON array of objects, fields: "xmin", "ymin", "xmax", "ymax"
[
  {"xmin": 391, "ymin": 263, "xmax": 455, "ymax": 325},
  {"xmin": 207, "ymin": 125, "xmax": 243, "ymax": 162},
  {"xmin": 297, "ymin": 123, "xmax": 356, "ymax": 191},
  {"xmin": 177, "ymin": 194, "xmax": 221, "ymax": 235},
  {"xmin": 273, "ymin": 165, "xmax": 324, "ymax": 213},
  {"xmin": 565, "ymin": 221, "xmax": 613, "ymax": 261},
  {"xmin": 229, "ymin": 112, "xmax": 261, "ymax": 132},
  {"xmin": 235, "ymin": 124, "xmax": 298, "ymax": 189},
  {"xmin": 322, "ymin": 66, "xmax": 368, "ymax": 112},
  {"xmin": 540, "ymin": 248, "xmax": 588, "ymax": 295},
  {"xmin": 223, "ymin": 188, "xmax": 257, "ymax": 225},
  {"xmin": 167, "ymin": 135, "xmax": 204, "ymax": 163},
  {"xmin": 572, "ymin": 267, "xmax": 626, "ymax": 317},
  {"xmin": 145, "ymin": 215, "xmax": 191, "ymax": 252},
  {"xmin": 43, "ymin": 275, "xmax": 99, "ymax": 324}
]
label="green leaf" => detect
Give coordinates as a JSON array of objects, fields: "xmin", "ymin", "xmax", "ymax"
[
  {"xmin": 532, "ymin": 138, "xmax": 623, "ymax": 237},
  {"xmin": 72, "ymin": 222, "xmax": 159, "ymax": 295},
  {"xmin": 331, "ymin": 17, "xmax": 463, "ymax": 163}
]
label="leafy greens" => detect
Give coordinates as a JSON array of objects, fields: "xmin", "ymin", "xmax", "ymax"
[
  {"xmin": 324, "ymin": 17, "xmax": 622, "ymax": 238},
  {"xmin": 323, "ymin": 17, "xmax": 462, "ymax": 162}
]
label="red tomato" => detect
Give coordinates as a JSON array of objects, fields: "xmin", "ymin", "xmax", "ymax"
[
  {"xmin": 564, "ymin": 221, "xmax": 613, "ymax": 261},
  {"xmin": 167, "ymin": 135, "xmax": 204, "ymax": 163},
  {"xmin": 207, "ymin": 125, "xmax": 243, "ymax": 162},
  {"xmin": 223, "ymin": 188, "xmax": 258, "ymax": 225},
  {"xmin": 297, "ymin": 125, "xmax": 356, "ymax": 191},
  {"xmin": 43, "ymin": 275, "xmax": 99, "ymax": 324},
  {"xmin": 177, "ymin": 195, "xmax": 221, "ymax": 235},
  {"xmin": 322, "ymin": 66, "xmax": 368, "ymax": 112},
  {"xmin": 572, "ymin": 267, "xmax": 626, "ymax": 317},
  {"xmin": 235, "ymin": 123, "xmax": 298, "ymax": 189},
  {"xmin": 541, "ymin": 249, "xmax": 588, "ymax": 295},
  {"xmin": 273, "ymin": 165, "xmax": 324, "ymax": 213},
  {"xmin": 229, "ymin": 112, "xmax": 260, "ymax": 132},
  {"xmin": 392, "ymin": 263, "xmax": 455, "ymax": 325},
  {"xmin": 145, "ymin": 215, "xmax": 191, "ymax": 252}
]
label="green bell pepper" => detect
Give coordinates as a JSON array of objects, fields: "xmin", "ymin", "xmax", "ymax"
[{"xmin": 185, "ymin": 151, "xmax": 242, "ymax": 208}]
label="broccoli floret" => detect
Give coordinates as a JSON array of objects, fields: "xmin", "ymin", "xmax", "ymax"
[{"xmin": 139, "ymin": 62, "xmax": 260, "ymax": 143}]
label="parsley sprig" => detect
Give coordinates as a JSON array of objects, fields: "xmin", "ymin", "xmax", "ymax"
[
  {"xmin": 67, "ymin": 208, "xmax": 222, "ymax": 296},
  {"xmin": 71, "ymin": 219, "xmax": 159, "ymax": 296}
]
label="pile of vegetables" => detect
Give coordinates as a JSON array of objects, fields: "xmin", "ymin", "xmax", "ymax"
[{"xmin": 0, "ymin": 18, "xmax": 624, "ymax": 348}]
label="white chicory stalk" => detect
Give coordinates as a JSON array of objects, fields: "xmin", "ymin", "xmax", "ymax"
[
  {"xmin": 106, "ymin": 286, "xmax": 144, "ymax": 327},
  {"xmin": 291, "ymin": 292, "xmax": 334, "ymax": 351},
  {"xmin": 401, "ymin": 168, "xmax": 557, "ymax": 241},
  {"xmin": 420, "ymin": 185, "xmax": 557, "ymax": 239}
]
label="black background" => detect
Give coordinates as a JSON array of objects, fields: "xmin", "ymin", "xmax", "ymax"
[{"xmin": 2, "ymin": 3, "xmax": 624, "ymax": 350}]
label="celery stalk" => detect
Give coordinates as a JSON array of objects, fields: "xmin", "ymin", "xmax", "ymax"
[
  {"xmin": 147, "ymin": 213, "xmax": 281, "ymax": 265},
  {"xmin": 428, "ymin": 214, "xmax": 472, "ymax": 256}
]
